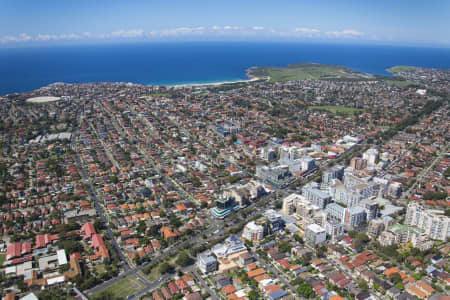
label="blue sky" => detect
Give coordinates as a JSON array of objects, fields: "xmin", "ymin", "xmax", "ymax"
[{"xmin": 1, "ymin": 0, "xmax": 449, "ymax": 47}]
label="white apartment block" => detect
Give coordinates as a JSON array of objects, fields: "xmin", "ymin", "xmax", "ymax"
[{"xmin": 405, "ymin": 202, "xmax": 450, "ymax": 241}]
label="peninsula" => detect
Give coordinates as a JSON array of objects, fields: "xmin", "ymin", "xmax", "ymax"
[{"xmin": 247, "ymin": 62, "xmax": 375, "ymax": 82}]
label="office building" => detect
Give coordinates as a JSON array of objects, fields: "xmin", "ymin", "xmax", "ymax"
[
  {"xmin": 325, "ymin": 219, "xmax": 344, "ymax": 241},
  {"xmin": 282, "ymin": 193, "xmax": 301, "ymax": 215},
  {"xmin": 387, "ymin": 182, "xmax": 402, "ymax": 198},
  {"xmin": 242, "ymin": 221, "xmax": 265, "ymax": 242},
  {"xmin": 302, "ymin": 183, "xmax": 331, "ymax": 209},
  {"xmin": 304, "ymin": 224, "xmax": 326, "ymax": 245},
  {"xmin": 260, "ymin": 146, "xmax": 277, "ymax": 161},
  {"xmin": 325, "ymin": 203, "xmax": 346, "ymax": 223},
  {"xmin": 378, "ymin": 224, "xmax": 424, "ymax": 247},
  {"xmin": 197, "ymin": 251, "xmax": 218, "ymax": 274},
  {"xmin": 363, "ymin": 148, "xmax": 379, "ymax": 167},
  {"xmin": 256, "ymin": 165, "xmax": 295, "ymax": 188},
  {"xmin": 210, "ymin": 195, "xmax": 240, "ymax": 219},
  {"xmin": 321, "ymin": 164, "xmax": 344, "ymax": 189},
  {"xmin": 350, "ymin": 157, "xmax": 367, "ymax": 170},
  {"xmin": 344, "ymin": 206, "xmax": 367, "ymax": 228}
]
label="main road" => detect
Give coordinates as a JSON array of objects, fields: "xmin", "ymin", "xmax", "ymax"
[{"xmin": 72, "ymin": 110, "xmax": 158, "ymax": 297}]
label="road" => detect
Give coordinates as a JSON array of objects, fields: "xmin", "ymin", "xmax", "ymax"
[
  {"xmin": 72, "ymin": 112, "xmax": 131, "ymax": 272},
  {"xmin": 250, "ymin": 249, "xmax": 301, "ymax": 298},
  {"xmin": 193, "ymin": 269, "xmax": 219, "ymax": 300},
  {"xmin": 403, "ymin": 142, "xmax": 449, "ymax": 199},
  {"xmin": 76, "ymin": 105, "xmax": 367, "ymax": 299},
  {"xmin": 128, "ymin": 273, "xmax": 173, "ymax": 300},
  {"xmin": 86, "ymin": 189, "xmax": 272, "ymax": 297},
  {"xmin": 72, "ymin": 110, "xmax": 158, "ymax": 297}
]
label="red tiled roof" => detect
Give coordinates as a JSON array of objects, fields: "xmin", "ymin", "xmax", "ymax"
[
  {"xmin": 6, "ymin": 242, "xmax": 21, "ymax": 260},
  {"xmin": 81, "ymin": 222, "xmax": 96, "ymax": 238}
]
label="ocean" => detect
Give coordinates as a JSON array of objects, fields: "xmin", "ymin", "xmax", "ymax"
[{"xmin": 1, "ymin": 42, "xmax": 449, "ymax": 95}]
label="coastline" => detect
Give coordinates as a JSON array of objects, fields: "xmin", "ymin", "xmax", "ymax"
[
  {"xmin": 169, "ymin": 68, "xmax": 267, "ymax": 88},
  {"xmin": 2, "ymin": 42, "xmax": 450, "ymax": 95},
  {"xmin": 170, "ymin": 77, "xmax": 263, "ymax": 88}
]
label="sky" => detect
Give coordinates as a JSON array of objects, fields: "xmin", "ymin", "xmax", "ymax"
[{"xmin": 1, "ymin": 0, "xmax": 449, "ymax": 47}]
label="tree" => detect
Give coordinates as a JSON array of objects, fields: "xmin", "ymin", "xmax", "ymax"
[
  {"xmin": 353, "ymin": 233, "xmax": 370, "ymax": 252},
  {"xmin": 159, "ymin": 262, "xmax": 172, "ymax": 274},
  {"xmin": 245, "ymin": 240, "xmax": 254, "ymax": 248},
  {"xmin": 175, "ymin": 252, "xmax": 193, "ymax": 267},
  {"xmin": 358, "ymin": 279, "xmax": 369, "ymax": 292},
  {"xmin": 169, "ymin": 215, "xmax": 183, "ymax": 228},
  {"xmin": 248, "ymin": 290, "xmax": 259, "ymax": 300},
  {"xmin": 316, "ymin": 245, "xmax": 327, "ymax": 258},
  {"xmin": 38, "ymin": 287, "xmax": 69, "ymax": 300},
  {"xmin": 17, "ymin": 277, "xmax": 26, "ymax": 291},
  {"xmin": 94, "ymin": 219, "xmax": 106, "ymax": 232},
  {"xmin": 395, "ymin": 282, "xmax": 404, "ymax": 290},
  {"xmin": 137, "ymin": 220, "xmax": 147, "ymax": 234},
  {"xmin": 296, "ymin": 280, "xmax": 315, "ymax": 298},
  {"xmin": 348, "ymin": 230, "xmax": 358, "ymax": 238},
  {"xmin": 94, "ymin": 290, "xmax": 123, "ymax": 300},
  {"xmin": 444, "ymin": 166, "xmax": 450, "ymax": 179},
  {"xmin": 148, "ymin": 224, "xmax": 161, "ymax": 237},
  {"xmin": 278, "ymin": 241, "xmax": 292, "ymax": 253},
  {"xmin": 57, "ymin": 239, "xmax": 83, "ymax": 254},
  {"xmin": 294, "ymin": 235, "xmax": 304, "ymax": 244},
  {"xmin": 390, "ymin": 273, "xmax": 402, "ymax": 284}
]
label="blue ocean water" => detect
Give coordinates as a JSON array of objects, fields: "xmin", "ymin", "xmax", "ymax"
[{"xmin": 1, "ymin": 42, "xmax": 450, "ymax": 95}]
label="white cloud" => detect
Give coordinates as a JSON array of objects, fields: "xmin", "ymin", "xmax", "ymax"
[
  {"xmin": 0, "ymin": 33, "xmax": 32, "ymax": 43},
  {"xmin": 18, "ymin": 33, "xmax": 32, "ymax": 41},
  {"xmin": 0, "ymin": 26, "xmax": 369, "ymax": 44},
  {"xmin": 295, "ymin": 27, "xmax": 321, "ymax": 34},
  {"xmin": 36, "ymin": 33, "xmax": 82, "ymax": 41},
  {"xmin": 110, "ymin": 29, "xmax": 144, "ymax": 38},
  {"xmin": 59, "ymin": 33, "xmax": 82, "ymax": 40},
  {"xmin": 326, "ymin": 29, "xmax": 364, "ymax": 38},
  {"xmin": 223, "ymin": 25, "xmax": 241, "ymax": 30},
  {"xmin": 36, "ymin": 34, "xmax": 57, "ymax": 41},
  {"xmin": 147, "ymin": 27, "xmax": 206, "ymax": 37}
]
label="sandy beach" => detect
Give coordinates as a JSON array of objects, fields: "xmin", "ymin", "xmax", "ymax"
[
  {"xmin": 170, "ymin": 76, "xmax": 265, "ymax": 88},
  {"xmin": 26, "ymin": 96, "xmax": 61, "ymax": 103}
]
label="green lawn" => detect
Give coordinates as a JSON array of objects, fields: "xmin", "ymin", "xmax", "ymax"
[
  {"xmin": 308, "ymin": 105, "xmax": 364, "ymax": 116},
  {"xmin": 144, "ymin": 264, "xmax": 165, "ymax": 281},
  {"xmin": 384, "ymin": 79, "xmax": 418, "ymax": 87},
  {"xmin": 0, "ymin": 254, "xmax": 5, "ymax": 267},
  {"xmin": 151, "ymin": 93, "xmax": 170, "ymax": 97},
  {"xmin": 386, "ymin": 65, "xmax": 418, "ymax": 73},
  {"xmin": 249, "ymin": 63, "xmax": 372, "ymax": 82},
  {"xmin": 93, "ymin": 276, "xmax": 144, "ymax": 299},
  {"xmin": 93, "ymin": 263, "xmax": 106, "ymax": 274}
]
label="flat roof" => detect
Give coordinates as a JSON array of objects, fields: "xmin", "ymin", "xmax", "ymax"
[
  {"xmin": 57, "ymin": 249, "xmax": 68, "ymax": 265},
  {"xmin": 307, "ymin": 223, "xmax": 325, "ymax": 233},
  {"xmin": 47, "ymin": 276, "xmax": 65, "ymax": 285}
]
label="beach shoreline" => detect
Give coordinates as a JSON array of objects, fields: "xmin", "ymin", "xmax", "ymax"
[
  {"xmin": 169, "ymin": 67, "xmax": 268, "ymax": 88},
  {"xmin": 170, "ymin": 76, "xmax": 264, "ymax": 88}
]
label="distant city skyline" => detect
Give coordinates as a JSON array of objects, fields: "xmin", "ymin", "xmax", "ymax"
[{"xmin": 1, "ymin": 0, "xmax": 449, "ymax": 47}]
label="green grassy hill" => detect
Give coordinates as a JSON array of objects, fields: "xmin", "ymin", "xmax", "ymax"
[
  {"xmin": 386, "ymin": 65, "xmax": 419, "ymax": 74},
  {"xmin": 248, "ymin": 63, "xmax": 374, "ymax": 82}
]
